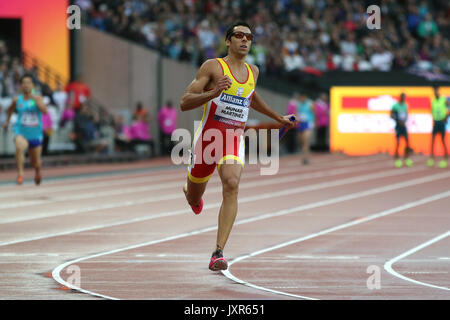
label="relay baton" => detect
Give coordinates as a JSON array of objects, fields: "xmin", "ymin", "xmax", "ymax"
[{"xmin": 279, "ymin": 116, "xmax": 297, "ymax": 139}]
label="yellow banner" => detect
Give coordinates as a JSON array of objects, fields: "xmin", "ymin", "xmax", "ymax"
[{"xmin": 330, "ymin": 86, "xmax": 450, "ymax": 156}]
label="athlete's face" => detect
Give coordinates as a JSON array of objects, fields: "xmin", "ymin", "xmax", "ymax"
[
  {"xmin": 227, "ymin": 26, "xmax": 252, "ymax": 55},
  {"xmin": 21, "ymin": 77, "xmax": 33, "ymax": 94}
]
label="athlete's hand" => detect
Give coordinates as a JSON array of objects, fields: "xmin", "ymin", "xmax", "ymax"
[
  {"xmin": 279, "ymin": 114, "xmax": 298, "ymax": 128},
  {"xmin": 212, "ymin": 75, "xmax": 232, "ymax": 98},
  {"xmin": 2, "ymin": 121, "xmax": 9, "ymax": 129}
]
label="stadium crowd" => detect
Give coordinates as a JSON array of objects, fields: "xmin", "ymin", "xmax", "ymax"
[
  {"xmin": 79, "ymin": 0, "xmax": 450, "ymax": 75},
  {"xmin": 0, "ymin": 39, "xmax": 167, "ymax": 156}
]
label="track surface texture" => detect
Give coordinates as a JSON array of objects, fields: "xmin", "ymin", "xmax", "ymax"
[{"xmin": 0, "ymin": 153, "xmax": 449, "ymax": 300}]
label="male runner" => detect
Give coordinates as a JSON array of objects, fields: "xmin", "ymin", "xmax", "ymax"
[
  {"xmin": 391, "ymin": 93, "xmax": 413, "ymax": 168},
  {"xmin": 3, "ymin": 74, "xmax": 47, "ymax": 185},
  {"xmin": 180, "ymin": 21, "xmax": 297, "ymax": 271},
  {"xmin": 427, "ymin": 86, "xmax": 449, "ymax": 168}
]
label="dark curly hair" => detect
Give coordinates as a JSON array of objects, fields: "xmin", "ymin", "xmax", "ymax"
[{"xmin": 225, "ymin": 21, "xmax": 252, "ymax": 41}]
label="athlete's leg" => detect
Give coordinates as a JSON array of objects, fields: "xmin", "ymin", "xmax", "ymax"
[
  {"xmin": 440, "ymin": 132, "xmax": 448, "ymax": 159},
  {"xmin": 14, "ymin": 135, "xmax": 29, "ymax": 182},
  {"xmin": 394, "ymin": 133, "xmax": 404, "ymax": 167},
  {"xmin": 437, "ymin": 130, "xmax": 448, "ymax": 168},
  {"xmin": 428, "ymin": 131, "xmax": 436, "ymax": 167},
  {"xmin": 29, "ymin": 145, "xmax": 43, "ymax": 184},
  {"xmin": 183, "ymin": 178, "xmax": 208, "ymax": 207},
  {"xmin": 403, "ymin": 134, "xmax": 413, "ymax": 167},
  {"xmin": 299, "ymin": 129, "xmax": 312, "ymax": 164},
  {"xmin": 297, "ymin": 131, "xmax": 303, "ymax": 154},
  {"xmin": 430, "ymin": 131, "xmax": 436, "ymax": 159},
  {"xmin": 216, "ymin": 162, "xmax": 242, "ymax": 252},
  {"xmin": 394, "ymin": 135, "xmax": 400, "ymax": 159},
  {"xmin": 403, "ymin": 134, "xmax": 408, "ymax": 159}
]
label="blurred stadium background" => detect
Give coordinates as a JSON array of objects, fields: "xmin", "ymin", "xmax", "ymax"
[{"xmin": 0, "ymin": 0, "xmax": 449, "ymax": 168}]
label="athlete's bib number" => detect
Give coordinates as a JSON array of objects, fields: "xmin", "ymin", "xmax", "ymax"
[
  {"xmin": 215, "ymin": 102, "xmax": 249, "ymax": 123},
  {"xmin": 21, "ymin": 112, "xmax": 39, "ymax": 127}
]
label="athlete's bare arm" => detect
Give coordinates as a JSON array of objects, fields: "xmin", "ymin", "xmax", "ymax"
[
  {"xmin": 180, "ymin": 59, "xmax": 232, "ymax": 112},
  {"xmin": 249, "ymin": 65, "xmax": 297, "ymax": 127},
  {"xmin": 2, "ymin": 97, "xmax": 18, "ymax": 128},
  {"xmin": 30, "ymin": 94, "xmax": 48, "ymax": 114}
]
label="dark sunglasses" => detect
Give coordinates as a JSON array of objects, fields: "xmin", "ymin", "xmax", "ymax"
[{"xmin": 231, "ymin": 31, "xmax": 253, "ymax": 41}]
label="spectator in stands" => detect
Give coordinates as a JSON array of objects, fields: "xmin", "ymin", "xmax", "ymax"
[
  {"xmin": 340, "ymin": 33, "xmax": 357, "ymax": 57},
  {"xmin": 370, "ymin": 45, "xmax": 394, "ymax": 71},
  {"xmin": 132, "ymin": 101, "xmax": 148, "ymax": 122},
  {"xmin": 41, "ymin": 107, "xmax": 53, "ymax": 155},
  {"xmin": 407, "ymin": 5, "xmax": 422, "ymax": 34},
  {"xmin": 0, "ymin": 66, "xmax": 15, "ymax": 97},
  {"xmin": 40, "ymin": 84, "xmax": 59, "ymax": 154},
  {"xmin": 52, "ymin": 82, "xmax": 68, "ymax": 114},
  {"xmin": 197, "ymin": 19, "xmax": 218, "ymax": 57},
  {"xmin": 80, "ymin": 0, "xmax": 449, "ymax": 76},
  {"xmin": 129, "ymin": 110, "xmax": 155, "ymax": 156},
  {"xmin": 283, "ymin": 49, "xmax": 305, "ymax": 73},
  {"xmin": 113, "ymin": 113, "xmax": 134, "ymax": 152},
  {"xmin": 59, "ymin": 103, "xmax": 75, "ymax": 128},
  {"xmin": 71, "ymin": 103, "xmax": 108, "ymax": 154},
  {"xmin": 65, "ymin": 75, "xmax": 91, "ymax": 112},
  {"xmin": 417, "ymin": 13, "xmax": 439, "ymax": 39},
  {"xmin": 157, "ymin": 100, "xmax": 177, "ymax": 155}
]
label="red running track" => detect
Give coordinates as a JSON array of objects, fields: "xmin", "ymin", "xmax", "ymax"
[{"xmin": 0, "ymin": 153, "xmax": 449, "ymax": 300}]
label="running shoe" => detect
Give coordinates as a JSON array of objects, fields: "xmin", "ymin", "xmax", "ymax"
[
  {"xmin": 184, "ymin": 183, "xmax": 203, "ymax": 215},
  {"xmin": 209, "ymin": 249, "xmax": 228, "ymax": 271},
  {"xmin": 394, "ymin": 159, "xmax": 403, "ymax": 168},
  {"xmin": 190, "ymin": 198, "xmax": 203, "ymax": 215},
  {"xmin": 35, "ymin": 173, "xmax": 42, "ymax": 185},
  {"xmin": 405, "ymin": 158, "xmax": 413, "ymax": 167},
  {"xmin": 438, "ymin": 159, "xmax": 448, "ymax": 168},
  {"xmin": 427, "ymin": 158, "xmax": 435, "ymax": 167},
  {"xmin": 17, "ymin": 176, "xmax": 23, "ymax": 185}
]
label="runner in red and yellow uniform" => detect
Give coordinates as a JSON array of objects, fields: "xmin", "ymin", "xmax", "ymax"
[{"xmin": 180, "ymin": 21, "xmax": 297, "ymax": 271}]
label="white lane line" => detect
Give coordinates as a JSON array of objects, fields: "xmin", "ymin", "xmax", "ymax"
[
  {"xmin": 384, "ymin": 231, "xmax": 450, "ymax": 291},
  {"xmin": 0, "ymin": 163, "xmax": 430, "ymax": 242},
  {"xmin": 222, "ymin": 190, "xmax": 450, "ymax": 299},
  {"xmin": 1, "ymin": 164, "xmax": 442, "ymax": 245},
  {"xmin": 285, "ymin": 255, "xmax": 360, "ymax": 260},
  {"xmin": 0, "ymin": 159, "xmax": 395, "ymax": 211},
  {"xmin": 51, "ymin": 221, "xmax": 316, "ymax": 300},
  {"xmin": 0, "ymin": 159, "xmax": 403, "ymax": 224},
  {"xmin": 0, "ymin": 154, "xmax": 384, "ymax": 201},
  {"xmin": 0, "ymin": 154, "xmax": 385, "ymax": 199},
  {"xmin": 51, "ymin": 175, "xmax": 450, "ymax": 300},
  {"xmin": 0, "ymin": 168, "xmax": 185, "ymax": 199},
  {"xmin": 52, "ymin": 225, "xmax": 219, "ymax": 300}
]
